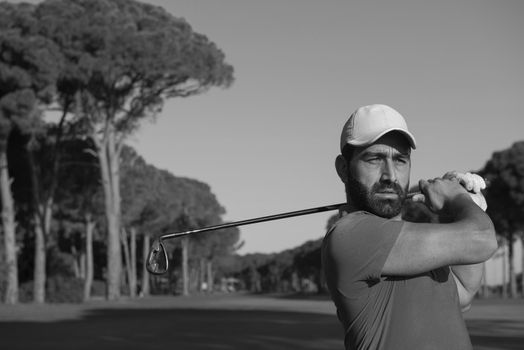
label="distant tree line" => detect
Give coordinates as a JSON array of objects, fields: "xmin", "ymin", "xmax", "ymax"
[
  {"xmin": 215, "ymin": 238, "xmax": 326, "ymax": 295},
  {"xmin": 0, "ymin": 0, "xmax": 234, "ymax": 303},
  {"xmin": 1, "ymin": 127, "xmax": 241, "ymax": 302},
  {"xmin": 231, "ymin": 142, "xmax": 523, "ymax": 298}
]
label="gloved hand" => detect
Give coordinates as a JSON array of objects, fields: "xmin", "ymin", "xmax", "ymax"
[
  {"xmin": 413, "ymin": 171, "xmax": 487, "ymax": 211},
  {"xmin": 443, "ymin": 171, "xmax": 487, "ymax": 211},
  {"xmin": 443, "ymin": 171, "xmax": 486, "ymax": 193}
]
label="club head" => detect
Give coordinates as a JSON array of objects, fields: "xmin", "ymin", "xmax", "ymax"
[{"xmin": 146, "ymin": 239, "xmax": 169, "ymax": 275}]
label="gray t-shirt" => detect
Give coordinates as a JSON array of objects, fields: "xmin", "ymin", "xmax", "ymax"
[{"xmin": 321, "ymin": 211, "xmax": 472, "ymax": 350}]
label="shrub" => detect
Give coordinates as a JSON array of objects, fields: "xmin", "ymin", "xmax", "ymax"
[
  {"xmin": 19, "ymin": 281, "xmax": 34, "ymax": 303},
  {"xmin": 19, "ymin": 276, "xmax": 84, "ymax": 303},
  {"xmin": 90, "ymin": 280, "xmax": 106, "ymax": 297},
  {"xmin": 46, "ymin": 275, "xmax": 84, "ymax": 303}
]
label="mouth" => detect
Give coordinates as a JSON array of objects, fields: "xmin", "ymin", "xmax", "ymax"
[{"xmin": 374, "ymin": 191, "xmax": 399, "ymax": 198}]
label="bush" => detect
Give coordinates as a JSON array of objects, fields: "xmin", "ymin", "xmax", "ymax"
[
  {"xmin": 46, "ymin": 275, "xmax": 84, "ymax": 303},
  {"xmin": 19, "ymin": 276, "xmax": 84, "ymax": 303},
  {"xmin": 0, "ymin": 280, "xmax": 5, "ymax": 302},
  {"xmin": 19, "ymin": 281, "xmax": 34, "ymax": 303},
  {"xmin": 90, "ymin": 279, "xmax": 106, "ymax": 297}
]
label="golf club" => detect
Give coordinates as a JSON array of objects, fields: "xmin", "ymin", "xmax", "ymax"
[
  {"xmin": 146, "ymin": 192, "xmax": 423, "ymax": 275},
  {"xmin": 146, "ymin": 202, "xmax": 346, "ymax": 275}
]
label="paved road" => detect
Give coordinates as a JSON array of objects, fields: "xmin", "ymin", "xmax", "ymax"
[{"xmin": 0, "ymin": 294, "xmax": 522, "ymax": 349}]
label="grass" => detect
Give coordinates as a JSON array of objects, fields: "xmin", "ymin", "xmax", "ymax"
[{"xmin": 0, "ymin": 294, "xmax": 522, "ymax": 349}]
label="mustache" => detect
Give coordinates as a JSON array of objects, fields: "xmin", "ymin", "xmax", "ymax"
[{"xmin": 371, "ymin": 182, "xmax": 406, "ymax": 196}]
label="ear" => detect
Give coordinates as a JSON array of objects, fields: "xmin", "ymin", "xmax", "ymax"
[{"xmin": 335, "ymin": 155, "xmax": 349, "ymax": 183}]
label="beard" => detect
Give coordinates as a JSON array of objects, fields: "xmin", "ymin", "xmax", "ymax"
[{"xmin": 346, "ymin": 175, "xmax": 408, "ymax": 219}]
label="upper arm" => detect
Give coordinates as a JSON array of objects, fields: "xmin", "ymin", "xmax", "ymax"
[
  {"xmin": 450, "ymin": 269, "xmax": 474, "ymax": 312},
  {"xmin": 450, "ymin": 262, "xmax": 486, "ymax": 312},
  {"xmin": 322, "ymin": 213, "xmax": 403, "ymax": 295},
  {"xmin": 382, "ymin": 220, "xmax": 495, "ymax": 276}
]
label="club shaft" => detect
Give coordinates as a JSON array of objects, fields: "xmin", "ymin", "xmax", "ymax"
[
  {"xmin": 159, "ymin": 202, "xmax": 346, "ymax": 241},
  {"xmin": 158, "ymin": 192, "xmax": 422, "ymax": 242}
]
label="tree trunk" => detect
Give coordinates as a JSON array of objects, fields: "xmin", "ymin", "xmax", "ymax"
[
  {"xmin": 250, "ymin": 266, "xmax": 261, "ymax": 293},
  {"xmin": 291, "ymin": 271, "xmax": 300, "ymax": 292},
  {"xmin": 71, "ymin": 245, "xmax": 80, "ymax": 278},
  {"xmin": 199, "ymin": 258, "xmax": 205, "ymax": 292},
  {"xmin": 206, "ymin": 259, "xmax": 213, "ymax": 293},
  {"xmin": 181, "ymin": 236, "xmax": 189, "ymax": 296},
  {"xmin": 79, "ymin": 250, "xmax": 86, "ymax": 279},
  {"xmin": 130, "ymin": 227, "xmax": 137, "ymax": 298},
  {"xmin": 95, "ymin": 126, "xmax": 122, "ymax": 300},
  {"xmin": 33, "ymin": 211, "xmax": 46, "ymax": 303},
  {"xmin": 190, "ymin": 266, "xmax": 199, "ymax": 292},
  {"xmin": 0, "ymin": 149, "xmax": 18, "ymax": 304},
  {"xmin": 27, "ymin": 144, "xmax": 57, "ymax": 304},
  {"xmin": 121, "ymin": 228, "xmax": 132, "ymax": 296},
  {"xmin": 521, "ymin": 235, "xmax": 524, "ymax": 298},
  {"xmin": 141, "ymin": 234, "xmax": 150, "ymax": 296},
  {"xmin": 83, "ymin": 216, "xmax": 94, "ymax": 302},
  {"xmin": 317, "ymin": 268, "xmax": 327, "ymax": 294},
  {"xmin": 508, "ymin": 231, "xmax": 517, "ymax": 298},
  {"xmin": 502, "ymin": 240, "xmax": 508, "ymax": 298}
]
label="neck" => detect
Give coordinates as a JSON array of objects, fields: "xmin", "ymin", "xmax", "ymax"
[{"xmin": 343, "ymin": 199, "xmax": 403, "ymax": 221}]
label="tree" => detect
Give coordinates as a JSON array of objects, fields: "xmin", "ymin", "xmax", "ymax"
[
  {"xmin": 35, "ymin": 0, "xmax": 234, "ymax": 299},
  {"xmin": 293, "ymin": 239, "xmax": 325, "ymax": 293},
  {"xmin": 191, "ymin": 226, "xmax": 240, "ymax": 293},
  {"xmin": 120, "ymin": 146, "xmax": 162, "ymax": 297},
  {"xmin": 160, "ymin": 173, "xmax": 226, "ymax": 295},
  {"xmin": 480, "ymin": 141, "xmax": 524, "ymax": 298},
  {"xmin": 8, "ymin": 127, "xmax": 69, "ymax": 303},
  {"xmin": 120, "ymin": 150, "xmax": 236, "ymax": 296},
  {"xmin": 54, "ymin": 137, "xmax": 104, "ymax": 301},
  {"xmin": 0, "ymin": 2, "xmax": 61, "ymax": 304}
]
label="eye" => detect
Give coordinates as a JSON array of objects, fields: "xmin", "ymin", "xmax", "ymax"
[
  {"xmin": 395, "ymin": 157, "xmax": 409, "ymax": 165},
  {"xmin": 365, "ymin": 157, "xmax": 381, "ymax": 164}
]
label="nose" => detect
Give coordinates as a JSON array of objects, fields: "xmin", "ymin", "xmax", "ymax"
[{"xmin": 380, "ymin": 159, "xmax": 397, "ymax": 184}]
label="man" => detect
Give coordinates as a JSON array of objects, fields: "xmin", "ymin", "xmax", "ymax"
[{"xmin": 321, "ymin": 104, "xmax": 497, "ymax": 350}]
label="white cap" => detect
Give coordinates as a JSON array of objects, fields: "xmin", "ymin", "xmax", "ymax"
[{"xmin": 340, "ymin": 104, "xmax": 416, "ymax": 151}]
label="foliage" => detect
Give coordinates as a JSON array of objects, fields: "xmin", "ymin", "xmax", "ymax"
[
  {"xmin": 479, "ymin": 141, "xmax": 524, "ymax": 297},
  {"xmin": 54, "ymin": 137, "xmax": 104, "ymax": 222},
  {"xmin": 19, "ymin": 275, "xmax": 84, "ymax": 303},
  {"xmin": 31, "ymin": 0, "xmax": 234, "ymax": 299},
  {"xmin": 46, "ymin": 275, "xmax": 84, "ymax": 303},
  {"xmin": 480, "ymin": 141, "xmax": 524, "ymax": 234},
  {"xmin": 34, "ymin": 0, "xmax": 234, "ymax": 136},
  {"xmin": 0, "ymin": 1, "xmax": 63, "ymax": 304},
  {"xmin": 0, "ymin": 1, "xmax": 62, "ymax": 144}
]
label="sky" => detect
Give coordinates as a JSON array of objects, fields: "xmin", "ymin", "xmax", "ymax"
[
  {"xmin": 14, "ymin": 0, "xmax": 524, "ymax": 254},
  {"xmin": 127, "ymin": 0, "xmax": 524, "ymax": 254}
]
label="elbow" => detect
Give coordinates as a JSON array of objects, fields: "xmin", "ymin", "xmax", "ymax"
[
  {"xmin": 475, "ymin": 220, "xmax": 498, "ymax": 261},
  {"xmin": 463, "ymin": 217, "xmax": 497, "ymax": 263}
]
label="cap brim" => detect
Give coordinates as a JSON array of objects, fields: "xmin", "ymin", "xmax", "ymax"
[{"xmin": 347, "ymin": 128, "xmax": 417, "ymax": 149}]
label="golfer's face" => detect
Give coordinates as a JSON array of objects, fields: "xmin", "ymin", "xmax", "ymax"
[{"xmin": 349, "ymin": 133, "xmax": 411, "ymax": 218}]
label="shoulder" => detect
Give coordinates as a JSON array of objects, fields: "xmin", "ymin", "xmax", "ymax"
[
  {"xmin": 332, "ymin": 210, "xmax": 373, "ymax": 230},
  {"xmin": 327, "ymin": 211, "xmax": 399, "ymax": 240},
  {"xmin": 323, "ymin": 211, "xmax": 403, "ymax": 256}
]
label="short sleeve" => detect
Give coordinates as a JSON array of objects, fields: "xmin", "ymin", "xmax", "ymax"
[{"xmin": 323, "ymin": 212, "xmax": 403, "ymax": 297}]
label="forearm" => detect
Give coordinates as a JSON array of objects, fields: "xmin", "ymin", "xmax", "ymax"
[
  {"xmin": 448, "ymin": 195, "xmax": 494, "ymax": 310},
  {"xmin": 446, "ymin": 195, "xmax": 497, "ymax": 262},
  {"xmin": 447, "ymin": 194, "xmax": 491, "ymax": 231}
]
